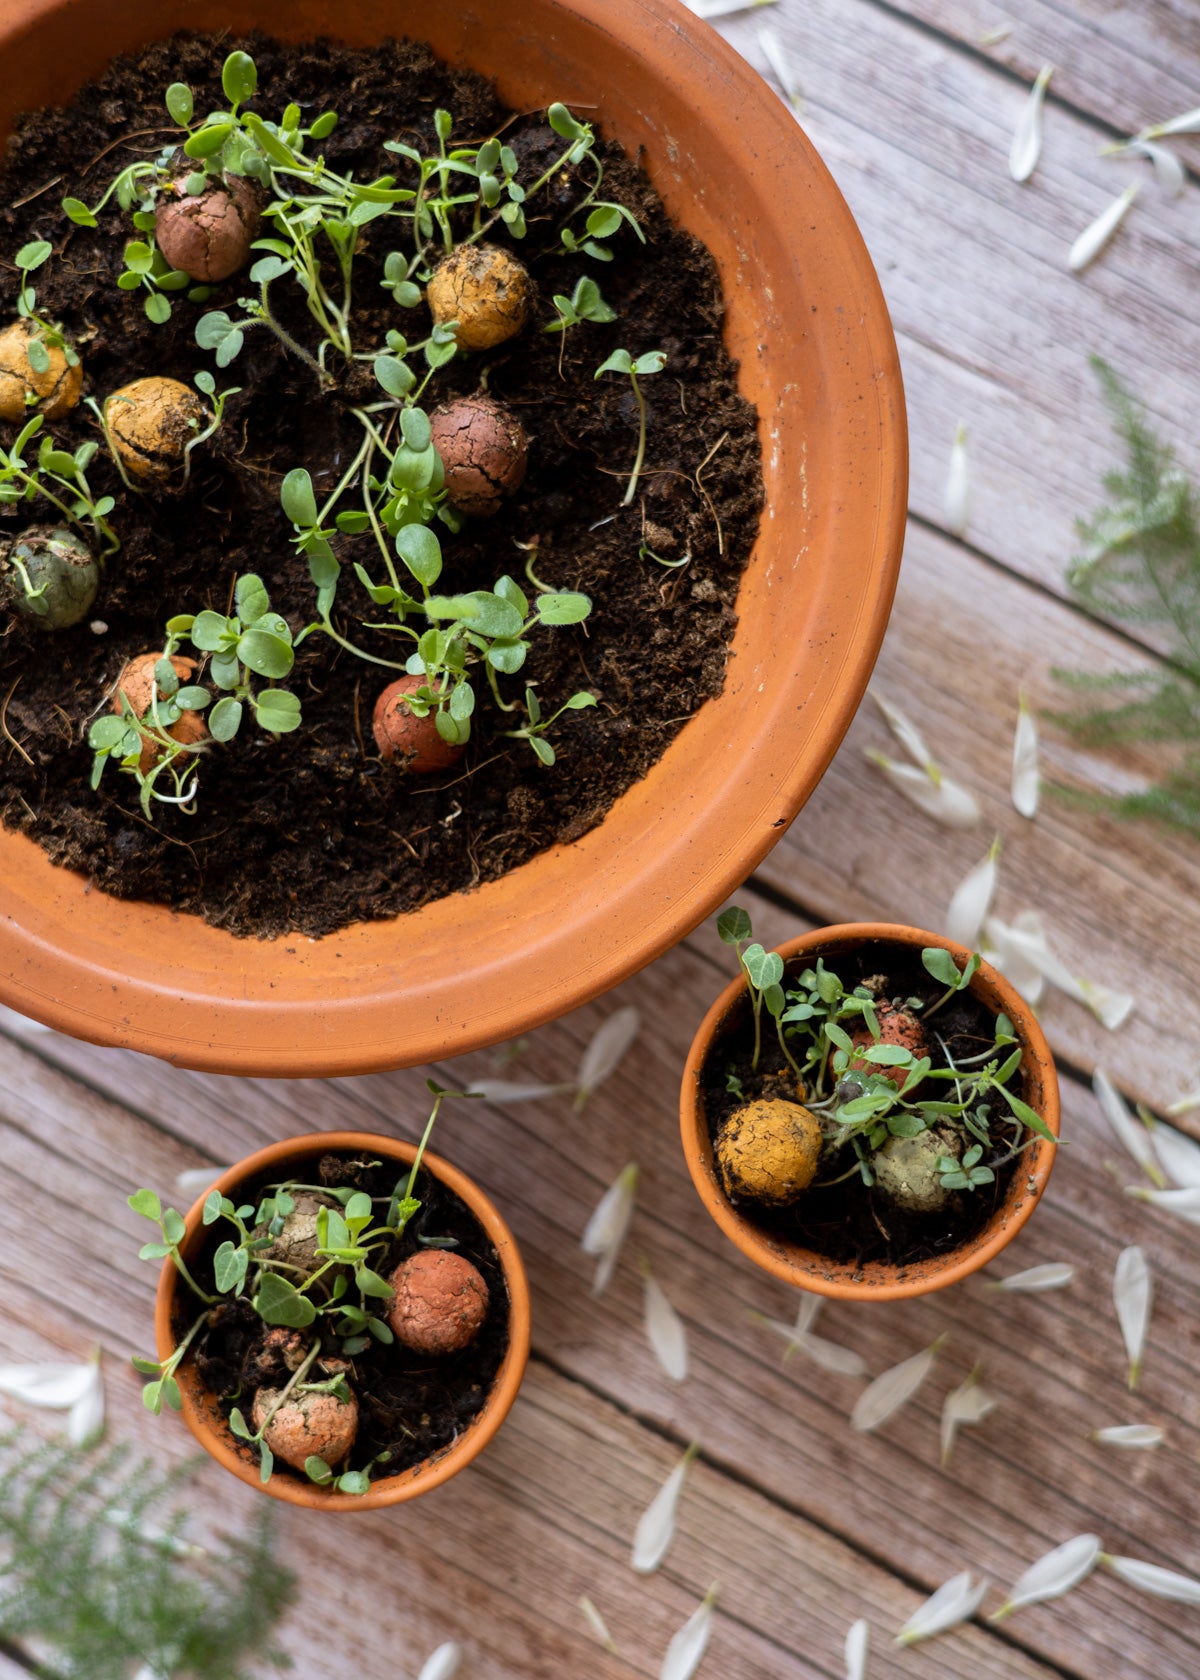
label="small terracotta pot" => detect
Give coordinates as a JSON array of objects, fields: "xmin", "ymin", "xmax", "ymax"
[
  {"xmin": 155, "ymin": 1130, "xmax": 530, "ymax": 1509},
  {"xmin": 680, "ymin": 924, "xmax": 1060, "ymax": 1301}
]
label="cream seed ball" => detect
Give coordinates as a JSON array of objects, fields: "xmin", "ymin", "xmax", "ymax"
[{"xmin": 0, "ymin": 320, "xmax": 82, "ymax": 422}]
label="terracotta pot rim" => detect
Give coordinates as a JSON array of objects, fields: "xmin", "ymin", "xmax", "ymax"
[
  {"xmin": 680, "ymin": 922, "xmax": 1061, "ymax": 1301},
  {"xmin": 154, "ymin": 1130, "xmax": 531, "ymax": 1509}
]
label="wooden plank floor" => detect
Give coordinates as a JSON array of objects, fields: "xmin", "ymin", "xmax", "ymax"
[{"xmin": 2, "ymin": 1, "xmax": 1199, "ymax": 1676}]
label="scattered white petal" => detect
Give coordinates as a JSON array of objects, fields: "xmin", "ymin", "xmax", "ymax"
[
  {"xmin": 1092, "ymin": 1424, "xmax": 1164, "ymax": 1449},
  {"xmin": 1114, "ymin": 1246, "xmax": 1152, "ymax": 1390},
  {"xmin": 1124, "ymin": 137, "xmax": 1187, "ymax": 197},
  {"xmin": 1145, "ymin": 106, "xmax": 1200, "ymax": 138},
  {"xmin": 749, "ymin": 1309, "xmax": 866, "ymax": 1376},
  {"xmin": 992, "ymin": 1534, "xmax": 1101, "ymax": 1619},
  {"xmin": 794, "ymin": 1291, "xmax": 823, "ymax": 1338},
  {"xmin": 979, "ymin": 23, "xmax": 1013, "ymax": 46},
  {"xmin": 1125, "ymin": 1184, "xmax": 1200, "ymax": 1226},
  {"xmin": 1106, "ymin": 1556, "xmax": 1200, "ymax": 1604},
  {"xmin": 896, "ymin": 1572, "xmax": 989, "ymax": 1645},
  {"xmin": 1031, "ymin": 945, "xmax": 1135, "ymax": 1029},
  {"xmin": 1010, "ymin": 63, "xmax": 1054, "ymax": 182},
  {"xmin": 987, "ymin": 1261, "xmax": 1075, "ymax": 1292},
  {"xmin": 175, "ymin": 1165, "xmax": 229, "ymax": 1198},
  {"xmin": 579, "ymin": 1596, "xmax": 619, "ymax": 1656},
  {"xmin": 466, "ymin": 1078, "xmax": 570, "ymax": 1103},
  {"xmin": 418, "ymin": 1645, "xmax": 462, "ymax": 1680},
  {"xmin": 581, "ymin": 1163, "xmax": 639, "ymax": 1296},
  {"xmin": 1069, "ymin": 182, "xmax": 1140, "ymax": 271},
  {"xmin": 661, "ymin": 1586, "xmax": 717, "ymax": 1680},
  {"xmin": 1144, "ymin": 1120, "xmax": 1200, "ymax": 1187},
  {"xmin": 946, "ymin": 837, "xmax": 1000, "ymax": 947},
  {"xmin": 758, "ymin": 26, "xmax": 802, "ymax": 109},
  {"xmin": 68, "ymin": 1352, "xmax": 105, "ymax": 1448},
  {"xmin": 1011, "ymin": 692, "xmax": 1040, "ymax": 817},
  {"xmin": 1093, "ymin": 1069, "xmax": 1163, "ymax": 1185},
  {"xmin": 845, "ymin": 1618, "xmax": 869, "ymax": 1680},
  {"xmin": 943, "ymin": 421, "xmax": 970, "ymax": 537},
  {"xmin": 574, "ymin": 1006, "xmax": 641, "ymax": 1110},
  {"xmin": 1165, "ymin": 1087, "xmax": 1200, "ymax": 1119},
  {"xmin": 852, "ymin": 1336, "xmax": 945, "ymax": 1433},
  {"xmin": 865, "ymin": 753, "xmax": 981, "ymax": 827},
  {"xmin": 941, "ymin": 1368, "xmax": 998, "ymax": 1465},
  {"xmin": 872, "ymin": 691, "xmax": 934, "ymax": 772},
  {"xmin": 0, "ymin": 1361, "xmax": 99, "ymax": 1410},
  {"xmin": 643, "ymin": 1264, "xmax": 689, "ymax": 1383},
  {"xmin": 688, "ymin": 0, "xmax": 777, "ymax": 17},
  {"xmin": 982, "ymin": 911, "xmax": 1048, "ymax": 1006},
  {"xmin": 632, "ymin": 1443, "xmax": 698, "ymax": 1574}
]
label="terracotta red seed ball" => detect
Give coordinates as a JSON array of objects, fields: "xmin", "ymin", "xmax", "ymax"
[
  {"xmin": 429, "ymin": 395, "xmax": 528, "ymax": 518},
  {"xmin": 372, "ymin": 676, "xmax": 463, "ymax": 774},
  {"xmin": 388, "ymin": 1249, "xmax": 490, "ymax": 1355},
  {"xmin": 155, "ymin": 173, "xmax": 261, "ymax": 283},
  {"xmin": 251, "ymin": 1385, "xmax": 359, "ymax": 1473},
  {"xmin": 112, "ymin": 652, "xmax": 207, "ymax": 773},
  {"xmin": 847, "ymin": 1003, "xmax": 928, "ymax": 1092}
]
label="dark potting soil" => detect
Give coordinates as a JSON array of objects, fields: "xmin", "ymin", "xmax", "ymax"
[
  {"xmin": 0, "ymin": 32, "xmax": 762, "ymax": 937},
  {"xmin": 182, "ymin": 1152, "xmax": 510, "ymax": 1485},
  {"xmin": 703, "ymin": 945, "xmax": 1032, "ymax": 1274}
]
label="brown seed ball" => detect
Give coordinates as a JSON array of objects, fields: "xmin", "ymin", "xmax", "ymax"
[
  {"xmin": 251, "ymin": 1385, "xmax": 359, "ymax": 1473},
  {"xmin": 0, "ymin": 320, "xmax": 83, "ymax": 422},
  {"xmin": 848, "ymin": 1004, "xmax": 928, "ymax": 1092},
  {"xmin": 155, "ymin": 173, "xmax": 261, "ymax": 283},
  {"xmin": 372, "ymin": 676, "xmax": 464, "ymax": 774},
  {"xmin": 388, "ymin": 1249, "xmax": 490, "ymax": 1355},
  {"xmin": 715, "ymin": 1098, "xmax": 823, "ymax": 1207},
  {"xmin": 426, "ymin": 243, "xmax": 533, "ymax": 351},
  {"xmin": 111, "ymin": 652, "xmax": 207, "ymax": 772},
  {"xmin": 429, "ymin": 395, "xmax": 528, "ymax": 517},
  {"xmin": 873, "ymin": 1129, "xmax": 959, "ymax": 1215},
  {"xmin": 1, "ymin": 526, "xmax": 97, "ymax": 629},
  {"xmin": 104, "ymin": 377, "xmax": 204, "ymax": 485},
  {"xmin": 255, "ymin": 1192, "xmax": 330, "ymax": 1278}
]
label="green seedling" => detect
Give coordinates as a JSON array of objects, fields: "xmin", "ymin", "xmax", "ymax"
[
  {"xmin": 595, "ymin": 347, "xmax": 667, "ymax": 504},
  {"xmin": 543, "ymin": 275, "xmax": 617, "ymax": 374},
  {"xmin": 173, "ymin": 571, "xmax": 302, "ymax": 743},
  {"xmin": 0, "ymin": 414, "xmax": 117, "ymax": 556},
  {"xmin": 503, "ymin": 684, "xmax": 598, "ymax": 765},
  {"xmin": 11, "ymin": 240, "xmax": 83, "ymax": 373}
]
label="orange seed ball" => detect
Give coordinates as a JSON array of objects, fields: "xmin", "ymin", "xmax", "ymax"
[{"xmin": 388, "ymin": 1249, "xmax": 490, "ymax": 1355}]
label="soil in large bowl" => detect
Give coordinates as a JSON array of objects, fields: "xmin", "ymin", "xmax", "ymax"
[
  {"xmin": 702, "ymin": 945, "xmax": 1033, "ymax": 1271},
  {"xmin": 0, "ymin": 31, "xmax": 762, "ymax": 937},
  {"xmin": 181, "ymin": 1151, "xmax": 511, "ymax": 1486}
]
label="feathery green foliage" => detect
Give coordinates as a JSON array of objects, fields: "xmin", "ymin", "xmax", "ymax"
[
  {"xmin": 0, "ymin": 1432, "xmax": 294, "ymax": 1680},
  {"xmin": 1051, "ymin": 356, "xmax": 1200, "ymax": 831}
]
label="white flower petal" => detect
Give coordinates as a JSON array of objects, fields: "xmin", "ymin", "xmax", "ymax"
[
  {"xmin": 1010, "ymin": 63, "xmax": 1054, "ymax": 182},
  {"xmin": 1145, "ymin": 105, "xmax": 1200, "ymax": 138},
  {"xmin": 689, "ymin": 0, "xmax": 776, "ymax": 18},
  {"xmin": 852, "ymin": 1336, "xmax": 944, "ymax": 1433},
  {"xmin": 1092, "ymin": 1424, "xmax": 1164, "ymax": 1449},
  {"xmin": 1093, "ymin": 1069, "xmax": 1162, "ymax": 1184},
  {"xmin": 661, "ymin": 1586, "xmax": 717, "ymax": 1680},
  {"xmin": 946, "ymin": 838, "xmax": 1000, "ymax": 948},
  {"xmin": 579, "ymin": 1596, "xmax": 619, "ymax": 1655},
  {"xmin": 794, "ymin": 1292, "xmax": 823, "ymax": 1337},
  {"xmin": 1125, "ymin": 1184, "xmax": 1200, "ymax": 1226},
  {"xmin": 575, "ymin": 1006, "xmax": 641, "ymax": 1109},
  {"xmin": 845, "ymin": 1618, "xmax": 869, "ymax": 1680},
  {"xmin": 632, "ymin": 1444, "xmax": 698, "ymax": 1574},
  {"xmin": 0, "ymin": 1362, "xmax": 98, "ymax": 1410},
  {"xmin": 988, "ymin": 1261, "xmax": 1075, "ymax": 1292},
  {"xmin": 466, "ymin": 1078, "xmax": 570, "ymax": 1103},
  {"xmin": 796, "ymin": 1332, "xmax": 868, "ymax": 1379},
  {"xmin": 940, "ymin": 1369, "xmax": 998, "ymax": 1465},
  {"xmin": 581, "ymin": 1163, "xmax": 639, "ymax": 1296},
  {"xmin": 1069, "ymin": 183, "xmax": 1140, "ymax": 271},
  {"xmin": 67, "ymin": 1354, "xmax": 105, "ymax": 1448},
  {"xmin": 1125, "ymin": 138, "xmax": 1187, "ymax": 197},
  {"xmin": 1144, "ymin": 1121, "xmax": 1200, "ymax": 1187},
  {"xmin": 1114, "ymin": 1246, "xmax": 1152, "ymax": 1390},
  {"xmin": 865, "ymin": 752, "xmax": 981, "ymax": 828},
  {"xmin": 1011, "ymin": 693, "xmax": 1040, "ymax": 817},
  {"xmin": 418, "ymin": 1645, "xmax": 462, "ymax": 1680},
  {"xmin": 758, "ymin": 26, "xmax": 802, "ymax": 108},
  {"xmin": 872, "ymin": 691, "xmax": 934, "ymax": 772},
  {"xmin": 1107, "ymin": 1556, "xmax": 1200, "ymax": 1604},
  {"xmin": 943, "ymin": 421, "xmax": 970, "ymax": 536},
  {"xmin": 979, "ymin": 24, "xmax": 1012, "ymax": 46},
  {"xmin": 1032, "ymin": 945, "xmax": 1135, "ymax": 1028},
  {"xmin": 643, "ymin": 1267, "xmax": 689, "ymax": 1383},
  {"xmin": 993, "ymin": 1534, "xmax": 1101, "ymax": 1619},
  {"xmin": 175, "ymin": 1165, "xmax": 229, "ymax": 1198},
  {"xmin": 982, "ymin": 912, "xmax": 1048, "ymax": 1006},
  {"xmin": 896, "ymin": 1572, "xmax": 989, "ymax": 1644}
]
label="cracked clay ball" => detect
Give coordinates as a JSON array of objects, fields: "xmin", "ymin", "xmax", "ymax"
[
  {"xmin": 155, "ymin": 174, "xmax": 261, "ymax": 283},
  {"xmin": 426, "ymin": 243, "xmax": 533, "ymax": 351},
  {"xmin": 429, "ymin": 395, "xmax": 528, "ymax": 517},
  {"xmin": 715, "ymin": 1098, "xmax": 823, "ymax": 1207},
  {"xmin": 848, "ymin": 1003, "xmax": 928, "ymax": 1091},
  {"xmin": 112, "ymin": 652, "xmax": 207, "ymax": 771},
  {"xmin": 0, "ymin": 320, "xmax": 82, "ymax": 422},
  {"xmin": 388, "ymin": 1248, "xmax": 490, "ymax": 1355},
  {"xmin": 104, "ymin": 377, "xmax": 204, "ymax": 485},
  {"xmin": 251, "ymin": 1385, "xmax": 359, "ymax": 1472}
]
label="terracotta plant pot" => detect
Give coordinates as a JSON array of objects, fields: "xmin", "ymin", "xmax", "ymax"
[
  {"xmin": 680, "ymin": 923, "xmax": 1060, "ymax": 1301},
  {"xmin": 155, "ymin": 1131, "xmax": 531, "ymax": 1509},
  {"xmin": 0, "ymin": 0, "xmax": 906, "ymax": 1074}
]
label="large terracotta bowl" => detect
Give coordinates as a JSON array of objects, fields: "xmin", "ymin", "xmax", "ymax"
[
  {"xmin": 0, "ymin": 0, "xmax": 906, "ymax": 1073},
  {"xmin": 155, "ymin": 1131, "xmax": 531, "ymax": 1509},
  {"xmin": 681, "ymin": 925, "xmax": 1060, "ymax": 1300}
]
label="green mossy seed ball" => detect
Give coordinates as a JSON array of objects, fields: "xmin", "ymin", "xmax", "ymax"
[
  {"xmin": 715, "ymin": 1097, "xmax": 823, "ymax": 1207},
  {"xmin": 873, "ymin": 1129, "xmax": 960, "ymax": 1215},
  {"xmin": 1, "ymin": 526, "xmax": 98, "ymax": 629}
]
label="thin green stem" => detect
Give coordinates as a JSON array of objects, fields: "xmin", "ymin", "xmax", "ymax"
[{"xmin": 622, "ymin": 371, "xmax": 647, "ymax": 506}]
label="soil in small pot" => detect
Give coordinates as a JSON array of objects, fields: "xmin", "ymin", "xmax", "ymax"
[
  {"xmin": 0, "ymin": 31, "xmax": 762, "ymax": 938},
  {"xmin": 179, "ymin": 1152, "xmax": 510, "ymax": 1485},
  {"xmin": 702, "ymin": 946, "xmax": 1032, "ymax": 1271}
]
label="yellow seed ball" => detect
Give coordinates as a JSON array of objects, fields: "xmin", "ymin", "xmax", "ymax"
[
  {"xmin": 426, "ymin": 243, "xmax": 533, "ymax": 351},
  {"xmin": 104, "ymin": 376, "xmax": 204, "ymax": 484},
  {"xmin": 715, "ymin": 1098, "xmax": 823, "ymax": 1207},
  {"xmin": 0, "ymin": 320, "xmax": 82, "ymax": 423}
]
